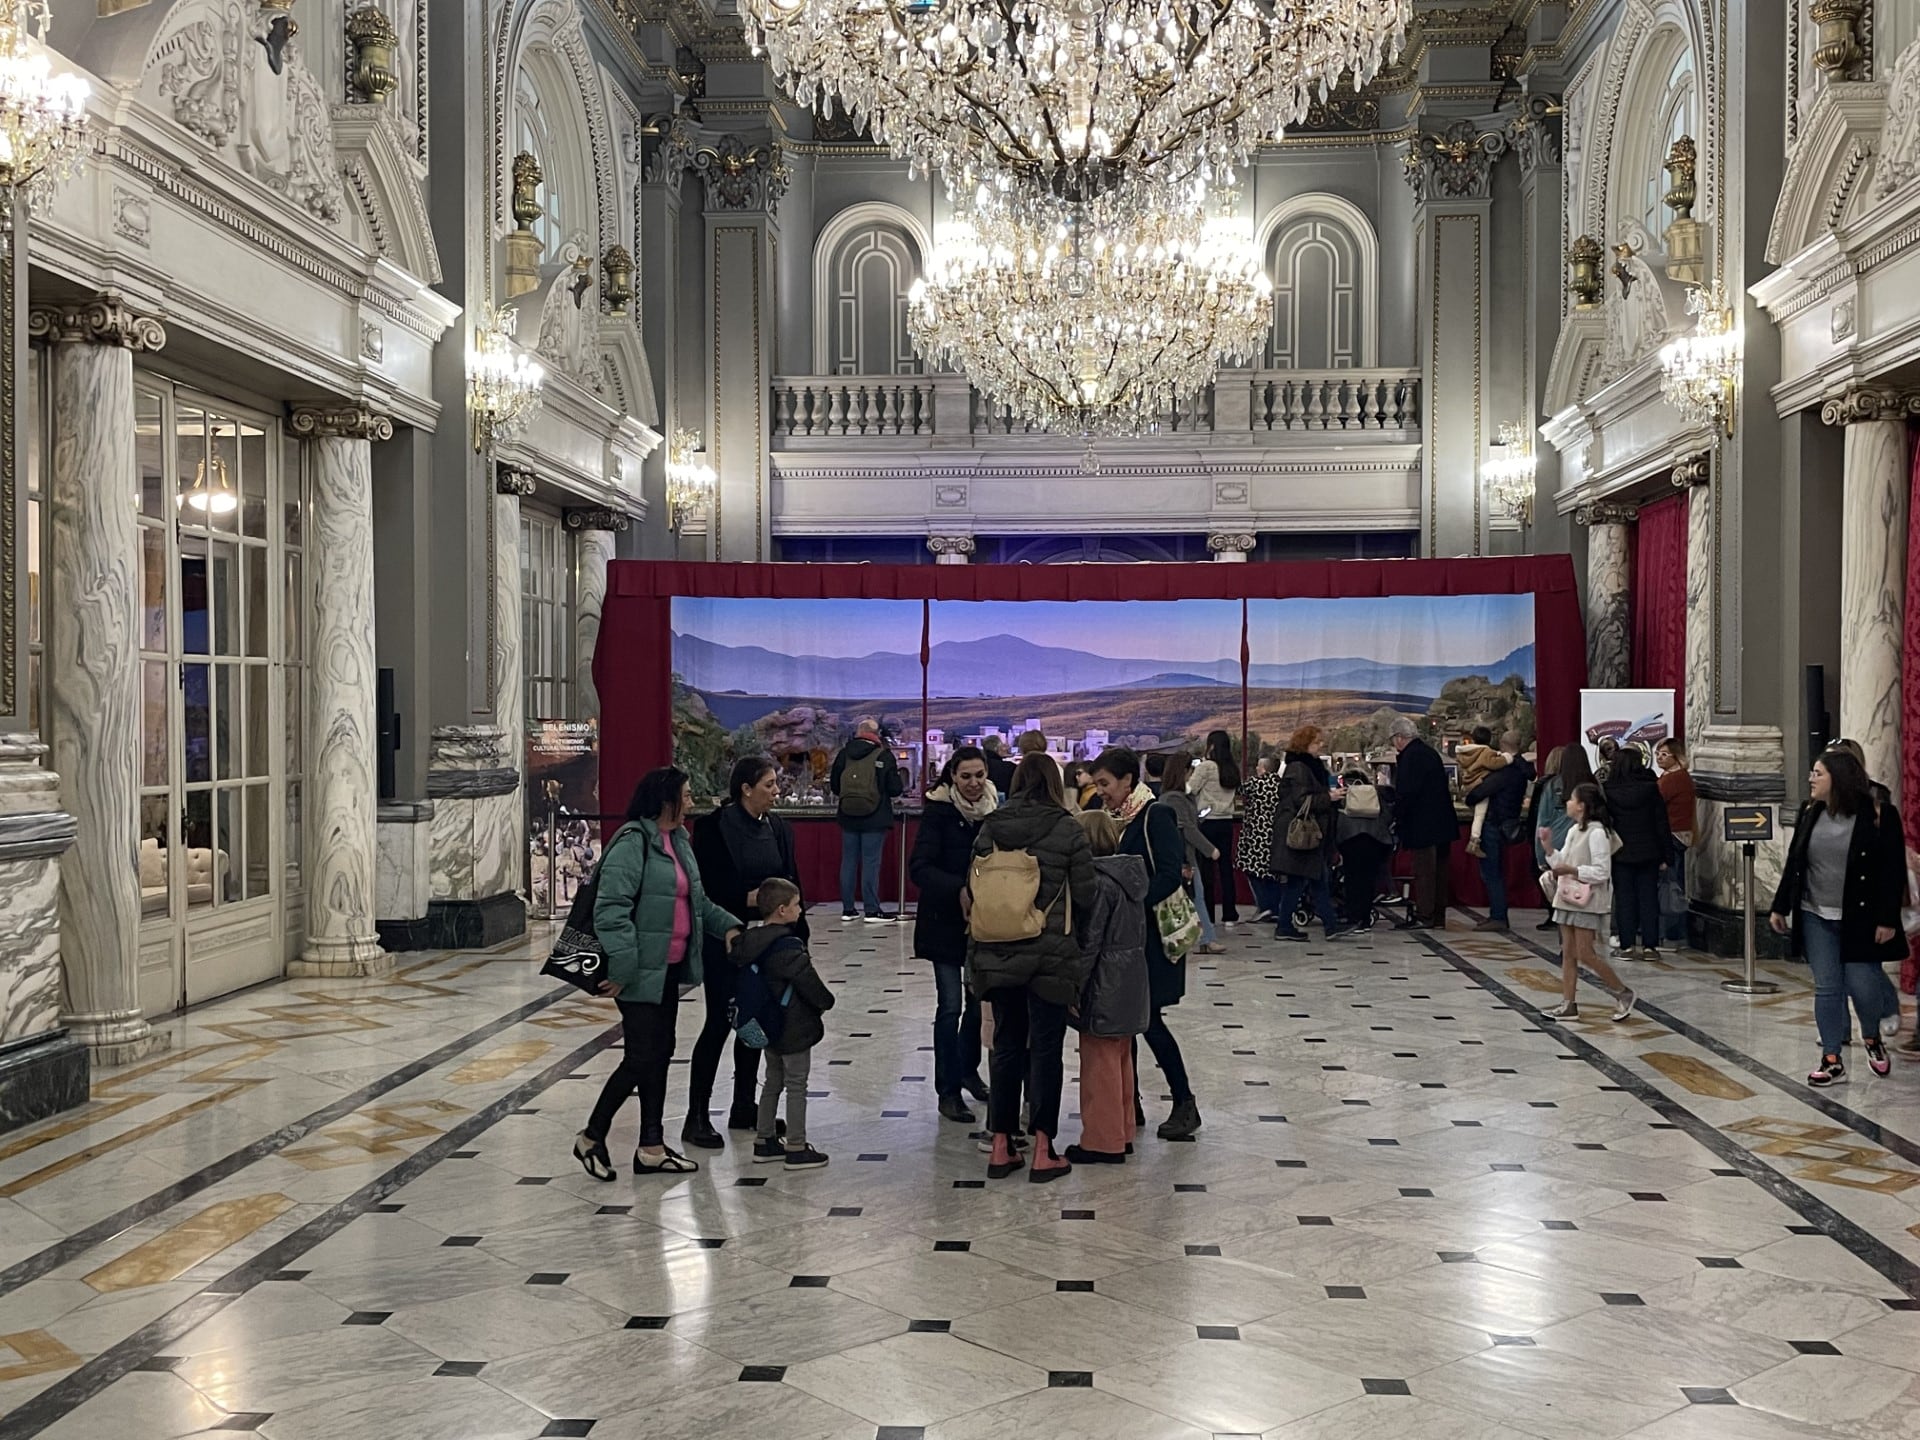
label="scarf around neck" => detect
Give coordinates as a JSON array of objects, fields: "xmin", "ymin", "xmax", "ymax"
[
  {"xmin": 929, "ymin": 782, "xmax": 998, "ymax": 824},
  {"xmin": 1112, "ymin": 781, "xmax": 1157, "ymax": 826}
]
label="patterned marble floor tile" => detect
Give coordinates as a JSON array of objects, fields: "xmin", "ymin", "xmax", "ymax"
[
  {"xmin": 782, "ymin": 1330, "xmax": 1048, "ymax": 1425},
  {"xmin": 920, "ymin": 1383, "xmax": 1211, "ymax": 1440}
]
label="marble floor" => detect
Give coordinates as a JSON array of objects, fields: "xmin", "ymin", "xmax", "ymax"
[{"xmin": 4, "ymin": 906, "xmax": 1920, "ymax": 1440}]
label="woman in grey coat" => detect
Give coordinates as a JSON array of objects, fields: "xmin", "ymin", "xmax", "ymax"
[
  {"xmin": 1067, "ymin": 809, "xmax": 1150, "ymax": 1163},
  {"xmin": 1159, "ymin": 753, "xmax": 1226, "ymax": 953}
]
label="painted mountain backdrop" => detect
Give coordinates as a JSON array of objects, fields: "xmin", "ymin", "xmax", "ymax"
[{"xmin": 674, "ymin": 631, "xmax": 1535, "ymax": 702}]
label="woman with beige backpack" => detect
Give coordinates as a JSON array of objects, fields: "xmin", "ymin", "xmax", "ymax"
[{"xmin": 966, "ymin": 754, "xmax": 1097, "ymax": 1181}]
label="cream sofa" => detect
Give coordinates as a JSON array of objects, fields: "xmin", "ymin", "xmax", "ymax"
[{"xmin": 140, "ymin": 837, "xmax": 230, "ymax": 913}]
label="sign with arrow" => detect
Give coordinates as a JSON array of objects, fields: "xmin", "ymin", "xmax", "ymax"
[{"xmin": 1722, "ymin": 805, "xmax": 1775, "ymax": 843}]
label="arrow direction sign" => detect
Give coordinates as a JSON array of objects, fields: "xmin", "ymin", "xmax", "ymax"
[{"xmin": 1721, "ymin": 805, "xmax": 1775, "ymax": 843}]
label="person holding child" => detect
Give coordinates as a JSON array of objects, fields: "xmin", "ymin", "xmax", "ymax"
[
  {"xmin": 573, "ymin": 768, "xmax": 742, "ymax": 1181},
  {"xmin": 1456, "ymin": 724, "xmax": 1508, "ymax": 861},
  {"xmin": 734, "ymin": 878, "xmax": 835, "ymax": 1169}
]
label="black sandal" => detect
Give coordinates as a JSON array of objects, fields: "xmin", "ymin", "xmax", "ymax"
[
  {"xmin": 573, "ymin": 1132, "xmax": 615, "ymax": 1182},
  {"xmin": 634, "ymin": 1146, "xmax": 699, "ymax": 1175}
]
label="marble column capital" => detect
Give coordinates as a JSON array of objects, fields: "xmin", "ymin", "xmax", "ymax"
[
  {"xmin": 1819, "ymin": 386, "xmax": 1920, "ymax": 426},
  {"xmin": 1207, "ymin": 532, "xmax": 1257, "ymax": 554},
  {"xmin": 1574, "ymin": 500, "xmax": 1639, "ymax": 526},
  {"xmin": 926, "ymin": 535, "xmax": 976, "ymax": 557},
  {"xmin": 1670, "ymin": 452, "xmax": 1713, "ymax": 488},
  {"xmin": 28, "ymin": 294, "xmax": 165, "ymax": 351},
  {"xmin": 564, "ymin": 506, "xmax": 630, "ymax": 533},
  {"xmin": 289, "ymin": 404, "xmax": 395, "ymax": 442},
  {"xmin": 1403, "ymin": 120, "xmax": 1508, "ymax": 203},
  {"xmin": 495, "ymin": 465, "xmax": 537, "ymax": 497}
]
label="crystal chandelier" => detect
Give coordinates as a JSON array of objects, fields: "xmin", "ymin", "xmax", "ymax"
[
  {"xmin": 1483, "ymin": 422, "xmax": 1537, "ymax": 525},
  {"xmin": 1659, "ymin": 284, "xmax": 1740, "ymax": 437},
  {"xmin": 908, "ymin": 194, "xmax": 1270, "ymax": 439},
  {"xmin": 744, "ymin": 0, "xmax": 1410, "ymax": 220},
  {"xmin": 466, "ymin": 307, "xmax": 545, "ymax": 453},
  {"xmin": 665, "ymin": 427, "xmax": 716, "ymax": 529},
  {"xmin": 0, "ymin": 0, "xmax": 90, "ymax": 198}
]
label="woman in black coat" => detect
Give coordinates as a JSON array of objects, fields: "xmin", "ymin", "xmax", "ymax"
[
  {"xmin": 1089, "ymin": 746, "xmax": 1202, "ymax": 1142},
  {"xmin": 968, "ymin": 755, "xmax": 1096, "ymax": 1182},
  {"xmin": 1603, "ymin": 747, "xmax": 1671, "ymax": 957},
  {"xmin": 909, "ymin": 745, "xmax": 995, "ymax": 1123},
  {"xmin": 686, "ymin": 756, "xmax": 806, "ymax": 1148},
  {"xmin": 1769, "ymin": 747, "xmax": 1908, "ymax": 1086},
  {"xmin": 1271, "ymin": 726, "xmax": 1347, "ymax": 941}
]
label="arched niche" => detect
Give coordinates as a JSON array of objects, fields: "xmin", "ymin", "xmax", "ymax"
[
  {"xmin": 1255, "ymin": 194, "xmax": 1379, "ymax": 369},
  {"xmin": 812, "ymin": 202, "xmax": 933, "ymax": 374}
]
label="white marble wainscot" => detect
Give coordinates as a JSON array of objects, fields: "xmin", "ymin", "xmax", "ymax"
[
  {"xmin": 1821, "ymin": 389, "xmax": 1917, "ymax": 798},
  {"xmin": 288, "ymin": 407, "xmax": 394, "ymax": 979},
  {"xmin": 1580, "ymin": 504, "xmax": 1635, "ymax": 690},
  {"xmin": 31, "ymin": 297, "xmax": 163, "ymax": 1066},
  {"xmin": 0, "ymin": 735, "xmax": 75, "ymax": 1045},
  {"xmin": 572, "ymin": 524, "xmax": 617, "ymax": 722},
  {"xmin": 1691, "ymin": 725, "xmax": 1791, "ymax": 956},
  {"xmin": 374, "ymin": 801, "xmax": 435, "ymax": 951}
]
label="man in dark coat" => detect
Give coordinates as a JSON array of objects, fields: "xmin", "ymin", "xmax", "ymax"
[
  {"xmin": 829, "ymin": 718, "xmax": 904, "ymax": 921},
  {"xmin": 1390, "ymin": 718, "xmax": 1460, "ymax": 929},
  {"xmin": 1465, "ymin": 730, "xmax": 1534, "ymax": 932}
]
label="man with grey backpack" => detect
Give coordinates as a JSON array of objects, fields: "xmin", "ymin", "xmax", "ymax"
[{"xmin": 830, "ymin": 718, "xmax": 905, "ymax": 921}]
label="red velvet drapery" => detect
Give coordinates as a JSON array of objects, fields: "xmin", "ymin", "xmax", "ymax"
[
  {"xmin": 1631, "ymin": 493, "xmax": 1689, "ymax": 736},
  {"xmin": 594, "ymin": 557, "xmax": 1588, "ymax": 909},
  {"xmin": 1904, "ymin": 428, "xmax": 1920, "ymax": 848}
]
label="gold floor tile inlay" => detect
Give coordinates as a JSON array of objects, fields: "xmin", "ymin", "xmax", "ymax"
[
  {"xmin": 1641, "ymin": 1051, "xmax": 1757, "ymax": 1100},
  {"xmin": 82, "ymin": 1194, "xmax": 295, "ymax": 1293},
  {"xmin": 1502, "ymin": 967, "xmax": 1564, "ymax": 994},
  {"xmin": 1727, "ymin": 1116, "xmax": 1920, "ymax": 1195},
  {"xmin": 448, "ymin": 1039, "xmax": 553, "ymax": 1085},
  {"xmin": 0, "ymin": 1330, "xmax": 82, "ymax": 1384},
  {"xmin": 282, "ymin": 1099, "xmax": 467, "ymax": 1171}
]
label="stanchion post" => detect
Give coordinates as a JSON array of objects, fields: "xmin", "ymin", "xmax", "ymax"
[
  {"xmin": 1722, "ymin": 836, "xmax": 1779, "ymax": 995},
  {"xmin": 547, "ymin": 803, "xmax": 560, "ymax": 921}
]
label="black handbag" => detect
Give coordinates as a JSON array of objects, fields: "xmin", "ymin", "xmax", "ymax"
[{"xmin": 540, "ymin": 873, "xmax": 609, "ymax": 994}]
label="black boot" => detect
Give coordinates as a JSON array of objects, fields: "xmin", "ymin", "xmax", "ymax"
[
  {"xmin": 681, "ymin": 1115, "xmax": 724, "ymax": 1149},
  {"xmin": 938, "ymin": 1094, "xmax": 977, "ymax": 1124},
  {"xmin": 961, "ymin": 1073, "xmax": 991, "ymax": 1103},
  {"xmin": 1157, "ymin": 1098, "xmax": 1202, "ymax": 1141}
]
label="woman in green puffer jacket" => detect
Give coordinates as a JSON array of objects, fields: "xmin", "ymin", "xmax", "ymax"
[{"xmin": 573, "ymin": 767, "xmax": 742, "ymax": 1181}]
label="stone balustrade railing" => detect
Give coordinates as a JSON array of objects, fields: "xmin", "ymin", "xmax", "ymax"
[{"xmin": 770, "ymin": 369, "xmax": 1421, "ymax": 442}]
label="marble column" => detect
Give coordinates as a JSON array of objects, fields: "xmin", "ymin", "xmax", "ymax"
[
  {"xmin": 570, "ymin": 517, "xmax": 620, "ymax": 722},
  {"xmin": 30, "ymin": 297, "xmax": 163, "ymax": 1065},
  {"xmin": 494, "ymin": 468, "xmax": 532, "ymax": 763},
  {"xmin": 1675, "ymin": 454, "xmax": 1714, "ymax": 744},
  {"xmin": 1820, "ymin": 387, "xmax": 1919, "ymax": 795},
  {"xmin": 1207, "ymin": 533, "xmax": 1255, "ymax": 564},
  {"xmin": 926, "ymin": 535, "xmax": 975, "ymax": 566},
  {"xmin": 0, "ymin": 734, "xmax": 86, "ymax": 1129},
  {"xmin": 1577, "ymin": 501, "xmax": 1636, "ymax": 689},
  {"xmin": 288, "ymin": 405, "xmax": 393, "ymax": 978}
]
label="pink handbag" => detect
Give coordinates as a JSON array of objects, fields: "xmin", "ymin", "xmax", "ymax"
[{"xmin": 1555, "ymin": 875, "xmax": 1594, "ymax": 909}]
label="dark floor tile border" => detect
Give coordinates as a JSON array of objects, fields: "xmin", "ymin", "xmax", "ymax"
[
  {"xmin": 0, "ymin": 1020, "xmax": 623, "ymax": 1440},
  {"xmin": 0, "ymin": 983, "xmax": 581, "ymax": 1298},
  {"xmin": 1416, "ymin": 932, "xmax": 1920, "ymax": 1301},
  {"xmin": 1462, "ymin": 911, "xmax": 1920, "ymax": 1172}
]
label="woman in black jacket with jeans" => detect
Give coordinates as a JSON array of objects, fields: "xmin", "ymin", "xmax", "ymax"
[
  {"xmin": 1603, "ymin": 747, "xmax": 1671, "ymax": 958},
  {"xmin": 686, "ymin": 756, "xmax": 806, "ymax": 1147},
  {"xmin": 910, "ymin": 746, "xmax": 995, "ymax": 1123}
]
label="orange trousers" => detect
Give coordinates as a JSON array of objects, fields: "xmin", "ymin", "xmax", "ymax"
[{"xmin": 1076, "ymin": 1034, "xmax": 1136, "ymax": 1154}]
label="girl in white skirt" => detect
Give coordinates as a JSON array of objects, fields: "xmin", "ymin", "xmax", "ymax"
[{"xmin": 1538, "ymin": 782, "xmax": 1637, "ymax": 1022}]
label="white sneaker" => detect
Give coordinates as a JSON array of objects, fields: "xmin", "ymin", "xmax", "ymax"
[
  {"xmin": 1542, "ymin": 1001, "xmax": 1579, "ymax": 1020},
  {"xmin": 1881, "ymin": 1009, "xmax": 1903, "ymax": 1041},
  {"xmin": 1611, "ymin": 989, "xmax": 1637, "ymax": 1023}
]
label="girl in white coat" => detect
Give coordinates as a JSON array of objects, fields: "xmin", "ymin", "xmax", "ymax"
[{"xmin": 1539, "ymin": 782, "xmax": 1637, "ymax": 1022}]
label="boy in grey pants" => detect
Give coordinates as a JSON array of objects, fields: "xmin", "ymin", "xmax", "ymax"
[{"xmin": 734, "ymin": 879, "xmax": 835, "ymax": 1169}]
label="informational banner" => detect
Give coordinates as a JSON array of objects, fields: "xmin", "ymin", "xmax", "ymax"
[
  {"xmin": 1579, "ymin": 688, "xmax": 1676, "ymax": 768},
  {"xmin": 528, "ymin": 718, "xmax": 600, "ymax": 914}
]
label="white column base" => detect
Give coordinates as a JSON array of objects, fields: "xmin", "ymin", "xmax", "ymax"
[
  {"xmin": 290, "ymin": 935, "xmax": 394, "ymax": 978},
  {"xmin": 60, "ymin": 1008, "xmax": 163, "ymax": 1068}
]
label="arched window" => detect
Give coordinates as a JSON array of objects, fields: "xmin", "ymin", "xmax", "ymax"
[
  {"xmin": 513, "ymin": 56, "xmax": 573, "ymax": 259},
  {"xmin": 1265, "ymin": 216, "xmax": 1362, "ymax": 370},
  {"xmin": 1639, "ymin": 32, "xmax": 1696, "ymax": 237},
  {"xmin": 828, "ymin": 224, "xmax": 921, "ymax": 375}
]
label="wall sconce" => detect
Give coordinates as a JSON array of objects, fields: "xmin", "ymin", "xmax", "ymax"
[
  {"xmin": 1566, "ymin": 234, "xmax": 1604, "ymax": 310},
  {"xmin": 1483, "ymin": 422, "xmax": 1537, "ymax": 526},
  {"xmin": 1659, "ymin": 284, "xmax": 1740, "ymax": 438},
  {"xmin": 345, "ymin": 5, "xmax": 399, "ymax": 103},
  {"xmin": 601, "ymin": 244, "xmax": 635, "ymax": 316},
  {"xmin": 665, "ymin": 427, "xmax": 715, "ymax": 530},
  {"xmin": 467, "ymin": 306, "xmax": 545, "ymax": 453}
]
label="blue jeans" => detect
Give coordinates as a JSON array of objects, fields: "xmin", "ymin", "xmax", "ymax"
[
  {"xmin": 1191, "ymin": 866, "xmax": 1217, "ymax": 945},
  {"xmin": 1248, "ymin": 874, "xmax": 1284, "ymax": 919},
  {"xmin": 1802, "ymin": 910, "xmax": 1887, "ymax": 1055},
  {"xmin": 839, "ymin": 827, "xmax": 886, "ymax": 915},
  {"xmin": 932, "ymin": 961, "xmax": 982, "ymax": 1099},
  {"xmin": 1277, "ymin": 871, "xmax": 1339, "ymax": 934},
  {"xmin": 1478, "ymin": 833, "xmax": 1509, "ymax": 924}
]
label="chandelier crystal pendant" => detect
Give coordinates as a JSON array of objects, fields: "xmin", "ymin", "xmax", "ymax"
[
  {"xmin": 665, "ymin": 427, "xmax": 716, "ymax": 530},
  {"xmin": 466, "ymin": 306, "xmax": 545, "ymax": 453},
  {"xmin": 745, "ymin": 0, "xmax": 1410, "ymax": 221},
  {"xmin": 907, "ymin": 194, "xmax": 1271, "ymax": 436},
  {"xmin": 0, "ymin": 0, "xmax": 90, "ymax": 199},
  {"xmin": 1483, "ymin": 421, "xmax": 1537, "ymax": 526},
  {"xmin": 1659, "ymin": 284, "xmax": 1740, "ymax": 437}
]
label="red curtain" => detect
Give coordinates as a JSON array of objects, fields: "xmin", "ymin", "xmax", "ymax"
[
  {"xmin": 1905, "ymin": 427, "xmax": 1920, "ymax": 847},
  {"xmin": 595, "ymin": 556, "xmax": 1588, "ymax": 840},
  {"xmin": 1631, "ymin": 493, "xmax": 1689, "ymax": 735}
]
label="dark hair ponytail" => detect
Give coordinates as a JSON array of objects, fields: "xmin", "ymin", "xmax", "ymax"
[
  {"xmin": 1206, "ymin": 729, "xmax": 1241, "ymax": 791},
  {"xmin": 1569, "ymin": 781, "xmax": 1610, "ymax": 830}
]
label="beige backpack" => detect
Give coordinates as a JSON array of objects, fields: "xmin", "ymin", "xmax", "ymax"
[{"xmin": 968, "ymin": 843, "xmax": 1070, "ymax": 943}]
